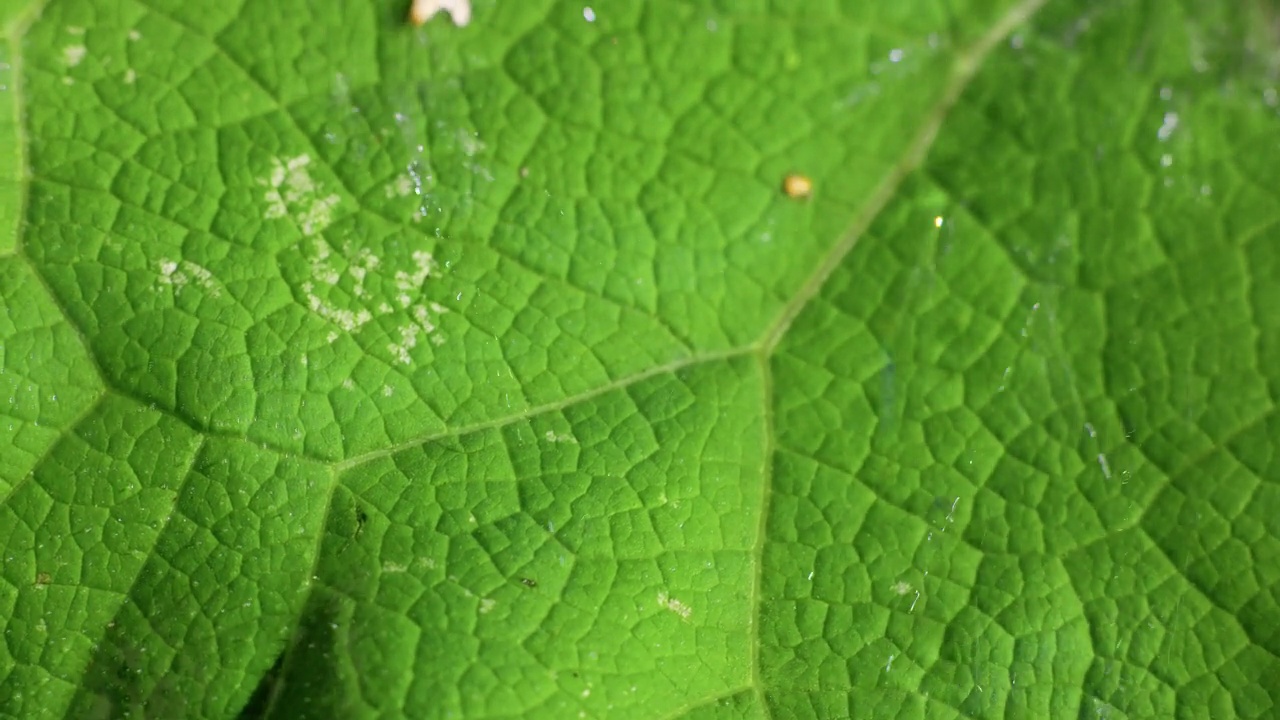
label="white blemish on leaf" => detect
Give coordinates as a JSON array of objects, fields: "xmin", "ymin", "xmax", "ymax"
[
  {"xmin": 158, "ymin": 258, "xmax": 221, "ymax": 297},
  {"xmin": 259, "ymin": 155, "xmax": 341, "ymax": 235},
  {"xmin": 657, "ymin": 591, "xmax": 692, "ymax": 620},
  {"xmin": 1157, "ymin": 111, "xmax": 1179, "ymax": 141},
  {"xmin": 351, "ymin": 248, "xmax": 379, "ymax": 297},
  {"xmin": 384, "ymin": 174, "xmax": 414, "ymax": 198},
  {"xmin": 544, "ymin": 430, "xmax": 578, "ymax": 444},
  {"xmin": 128, "ymin": 29, "xmax": 141, "ymax": 41},
  {"xmin": 309, "ymin": 238, "xmax": 342, "ymax": 286},
  {"xmin": 301, "ymin": 281, "xmax": 372, "ymax": 333},
  {"xmin": 388, "ymin": 324, "xmax": 418, "ymax": 365},
  {"xmin": 892, "ymin": 580, "xmax": 913, "ymax": 596},
  {"xmin": 66, "ymin": 26, "xmax": 85, "ymax": 35},
  {"xmin": 457, "ymin": 129, "xmax": 484, "ymax": 157},
  {"xmin": 123, "ymin": 68, "xmax": 136, "ymax": 84},
  {"xmin": 382, "ymin": 562, "xmax": 408, "ymax": 573},
  {"xmin": 64, "ymin": 45, "xmax": 87, "ymax": 67},
  {"xmin": 410, "ymin": 303, "xmax": 438, "ymax": 331},
  {"xmin": 410, "ymin": 0, "xmax": 472, "ymax": 27},
  {"xmin": 262, "ymin": 158, "xmax": 448, "ymax": 353},
  {"xmin": 479, "ymin": 598, "xmax": 496, "ymax": 614},
  {"xmin": 395, "ymin": 250, "xmax": 436, "ymax": 292},
  {"xmin": 385, "ymin": 251, "xmax": 448, "ymax": 363}
]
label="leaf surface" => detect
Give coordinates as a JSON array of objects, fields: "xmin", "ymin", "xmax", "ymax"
[{"xmin": 2, "ymin": 0, "xmax": 1278, "ymax": 718}]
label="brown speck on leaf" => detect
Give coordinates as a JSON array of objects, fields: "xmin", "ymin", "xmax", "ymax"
[
  {"xmin": 519, "ymin": 577, "xmax": 537, "ymax": 588},
  {"xmin": 35, "ymin": 572, "xmax": 51, "ymax": 587}
]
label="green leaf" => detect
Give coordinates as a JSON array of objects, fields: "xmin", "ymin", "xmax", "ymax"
[{"xmin": 3, "ymin": 0, "xmax": 1278, "ymax": 718}]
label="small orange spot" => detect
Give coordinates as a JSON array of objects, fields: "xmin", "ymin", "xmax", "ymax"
[{"xmin": 782, "ymin": 173, "xmax": 812, "ymax": 199}]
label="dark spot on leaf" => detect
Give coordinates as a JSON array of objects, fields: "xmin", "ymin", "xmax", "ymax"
[
  {"xmin": 519, "ymin": 577, "xmax": 537, "ymax": 588},
  {"xmin": 35, "ymin": 572, "xmax": 51, "ymax": 587}
]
